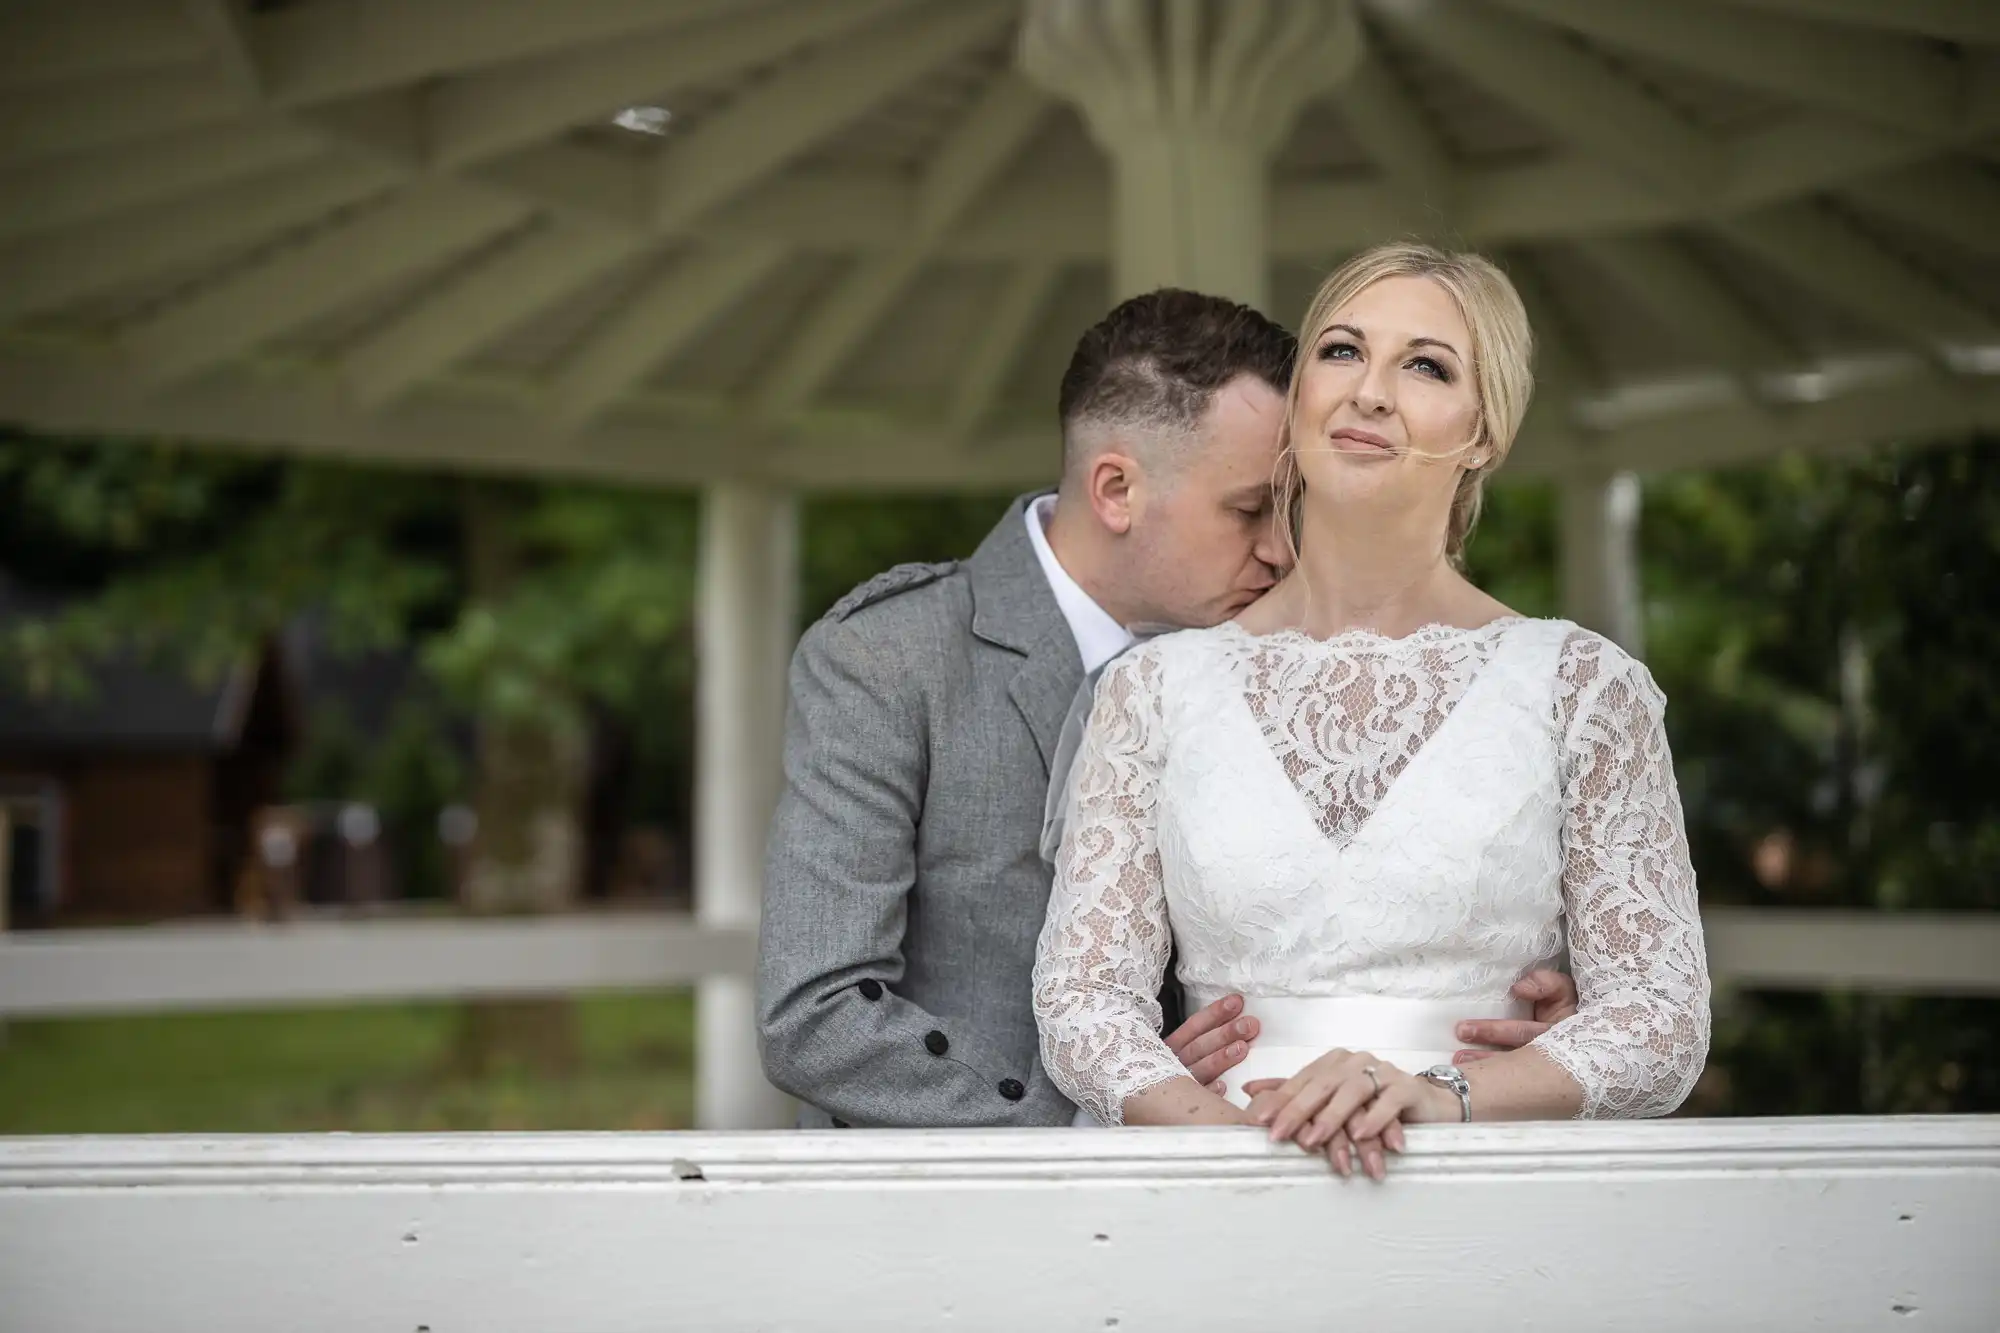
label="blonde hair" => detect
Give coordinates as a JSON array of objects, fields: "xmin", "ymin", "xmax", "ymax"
[{"xmin": 1275, "ymin": 242, "xmax": 1535, "ymax": 566}]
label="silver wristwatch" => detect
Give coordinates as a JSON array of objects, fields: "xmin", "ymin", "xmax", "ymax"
[{"xmin": 1418, "ymin": 1064, "xmax": 1472, "ymax": 1123}]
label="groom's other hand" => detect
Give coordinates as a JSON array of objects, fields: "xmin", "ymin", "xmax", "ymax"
[
  {"xmin": 1167, "ymin": 993, "xmax": 1260, "ymax": 1091},
  {"xmin": 1452, "ymin": 970, "xmax": 1579, "ymax": 1064}
]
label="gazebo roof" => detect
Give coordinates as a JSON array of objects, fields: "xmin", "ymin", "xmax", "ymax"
[{"xmin": 0, "ymin": 0, "xmax": 1995, "ymax": 489}]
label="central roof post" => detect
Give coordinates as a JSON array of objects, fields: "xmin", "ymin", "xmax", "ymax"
[{"xmin": 1020, "ymin": 0, "xmax": 1366, "ymax": 309}]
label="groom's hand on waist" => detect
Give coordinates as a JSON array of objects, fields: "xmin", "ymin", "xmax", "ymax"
[
  {"xmin": 1167, "ymin": 992, "xmax": 1259, "ymax": 1093},
  {"xmin": 1452, "ymin": 970, "xmax": 1579, "ymax": 1064}
]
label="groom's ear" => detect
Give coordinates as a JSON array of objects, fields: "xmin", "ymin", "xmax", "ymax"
[{"xmin": 1086, "ymin": 449, "xmax": 1143, "ymax": 535}]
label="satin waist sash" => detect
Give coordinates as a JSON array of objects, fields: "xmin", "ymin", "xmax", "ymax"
[{"xmin": 1187, "ymin": 989, "xmax": 1530, "ymax": 1108}]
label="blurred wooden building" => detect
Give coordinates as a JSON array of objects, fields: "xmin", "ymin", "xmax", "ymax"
[{"xmin": 0, "ymin": 621, "xmax": 296, "ymax": 926}]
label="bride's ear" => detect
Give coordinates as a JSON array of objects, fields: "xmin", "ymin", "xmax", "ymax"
[{"xmin": 1086, "ymin": 450, "xmax": 1141, "ymax": 535}]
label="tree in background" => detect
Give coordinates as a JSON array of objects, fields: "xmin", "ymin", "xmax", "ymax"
[{"xmin": 1639, "ymin": 440, "xmax": 1998, "ymax": 1115}]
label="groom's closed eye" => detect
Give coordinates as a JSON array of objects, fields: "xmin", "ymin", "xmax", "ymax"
[{"xmin": 1223, "ymin": 486, "xmax": 1270, "ymax": 523}]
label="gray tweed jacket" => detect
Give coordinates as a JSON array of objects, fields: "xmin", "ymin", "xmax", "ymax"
[{"xmin": 757, "ymin": 493, "xmax": 1096, "ymax": 1128}]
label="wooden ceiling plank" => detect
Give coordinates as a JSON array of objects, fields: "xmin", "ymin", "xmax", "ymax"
[
  {"xmin": 0, "ymin": 1, "xmax": 207, "ymax": 90},
  {"xmin": 1571, "ymin": 233, "xmax": 1800, "ymax": 382},
  {"xmin": 344, "ymin": 222, "xmax": 641, "ymax": 407},
  {"xmin": 545, "ymin": 241, "xmax": 790, "ymax": 429},
  {"xmin": 0, "ymin": 156, "xmax": 396, "ymax": 323},
  {"xmin": 1493, "ymin": 0, "xmax": 1960, "ymax": 136},
  {"xmin": 1716, "ymin": 0, "xmax": 2000, "ymax": 46},
  {"xmin": 255, "ymin": 0, "xmax": 740, "ymax": 107},
  {"xmin": 651, "ymin": 0, "xmax": 1018, "ymax": 233},
  {"xmin": 948, "ymin": 258, "xmax": 1064, "ymax": 438},
  {"xmin": 1331, "ymin": 57, "xmax": 1459, "ymax": 220},
  {"xmin": 0, "ymin": 122, "xmax": 321, "ymax": 244},
  {"xmin": 754, "ymin": 70, "xmax": 1052, "ymax": 417},
  {"xmin": 1715, "ymin": 202, "xmax": 1999, "ymax": 353},
  {"xmin": 1363, "ymin": 0, "xmax": 1723, "ymax": 200},
  {"xmin": 120, "ymin": 181, "xmax": 531, "ymax": 385},
  {"xmin": 429, "ymin": 0, "xmax": 913, "ymax": 171},
  {"xmin": 1843, "ymin": 162, "xmax": 2000, "ymax": 260}
]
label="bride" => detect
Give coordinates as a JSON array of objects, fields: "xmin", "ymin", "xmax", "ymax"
[{"xmin": 1032, "ymin": 242, "xmax": 1710, "ymax": 1176}]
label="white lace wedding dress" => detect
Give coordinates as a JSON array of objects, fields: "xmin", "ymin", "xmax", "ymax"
[{"xmin": 1032, "ymin": 617, "xmax": 1710, "ymax": 1126}]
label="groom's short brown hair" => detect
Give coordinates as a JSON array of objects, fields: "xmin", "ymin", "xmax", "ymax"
[{"xmin": 1057, "ymin": 288, "xmax": 1296, "ymax": 473}]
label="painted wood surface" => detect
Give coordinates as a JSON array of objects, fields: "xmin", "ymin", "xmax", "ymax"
[
  {"xmin": 1, "ymin": 1117, "xmax": 1995, "ymax": 1331},
  {"xmin": 4, "ymin": 907, "xmax": 1996, "ymax": 1019}
]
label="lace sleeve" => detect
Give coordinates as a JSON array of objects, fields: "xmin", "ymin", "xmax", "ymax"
[
  {"xmin": 1031, "ymin": 645, "xmax": 1184, "ymax": 1125},
  {"xmin": 1533, "ymin": 632, "xmax": 1711, "ymax": 1119}
]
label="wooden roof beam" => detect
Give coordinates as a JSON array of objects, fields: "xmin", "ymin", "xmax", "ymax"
[
  {"xmin": 254, "ymin": 0, "xmax": 740, "ymax": 107},
  {"xmin": 650, "ymin": 0, "xmax": 1017, "ymax": 234},
  {"xmin": 1715, "ymin": 0, "xmax": 2000, "ymax": 46},
  {"xmin": 1577, "ymin": 372, "xmax": 2000, "ymax": 477},
  {"xmin": 429, "ymin": 0, "xmax": 910, "ymax": 171},
  {"xmin": 1362, "ymin": 0, "xmax": 1723, "ymax": 201},
  {"xmin": 947, "ymin": 258, "xmax": 1064, "ymax": 439},
  {"xmin": 343, "ymin": 222, "xmax": 641, "ymax": 408},
  {"xmin": 0, "ymin": 68, "xmax": 252, "ymax": 167},
  {"xmin": 1570, "ymin": 234, "xmax": 1802, "ymax": 388},
  {"xmin": 0, "ymin": 156, "xmax": 396, "ymax": 323},
  {"xmin": 1493, "ymin": 0, "xmax": 1961, "ymax": 136},
  {"xmin": 0, "ymin": 1, "xmax": 208, "ymax": 89},
  {"xmin": 753, "ymin": 71, "xmax": 1051, "ymax": 419},
  {"xmin": 5, "ymin": 344, "xmax": 1991, "ymax": 492},
  {"xmin": 119, "ymin": 181, "xmax": 530, "ymax": 386},
  {"xmin": 1331, "ymin": 57, "xmax": 1459, "ymax": 220},
  {"xmin": 179, "ymin": 0, "xmax": 265, "ymax": 99},
  {"xmin": 0, "ymin": 122, "xmax": 321, "ymax": 244},
  {"xmin": 1715, "ymin": 203, "xmax": 1999, "ymax": 357},
  {"xmin": 544, "ymin": 241, "xmax": 790, "ymax": 430},
  {"xmin": 1843, "ymin": 162, "xmax": 2000, "ymax": 260}
]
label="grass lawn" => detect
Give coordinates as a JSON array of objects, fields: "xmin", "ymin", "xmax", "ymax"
[{"xmin": 0, "ymin": 990, "xmax": 695, "ymax": 1134}]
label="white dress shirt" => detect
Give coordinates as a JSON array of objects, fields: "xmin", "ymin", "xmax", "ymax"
[{"xmin": 1024, "ymin": 495, "xmax": 1133, "ymax": 673}]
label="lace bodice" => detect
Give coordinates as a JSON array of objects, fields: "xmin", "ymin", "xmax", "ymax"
[{"xmin": 1031, "ymin": 618, "xmax": 1710, "ymax": 1126}]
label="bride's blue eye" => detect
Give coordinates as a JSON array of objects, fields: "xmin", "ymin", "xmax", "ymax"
[
  {"xmin": 1317, "ymin": 341, "xmax": 1359, "ymax": 362},
  {"xmin": 1409, "ymin": 356, "xmax": 1451, "ymax": 382}
]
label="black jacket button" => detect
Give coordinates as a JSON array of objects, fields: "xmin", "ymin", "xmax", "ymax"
[
  {"xmin": 831, "ymin": 1118, "xmax": 850, "ymax": 1129},
  {"xmin": 858, "ymin": 979, "xmax": 883, "ymax": 1001},
  {"xmin": 997, "ymin": 1078, "xmax": 1025, "ymax": 1102},
  {"xmin": 923, "ymin": 1030, "xmax": 950, "ymax": 1057}
]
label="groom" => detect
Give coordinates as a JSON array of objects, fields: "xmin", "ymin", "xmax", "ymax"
[{"xmin": 758, "ymin": 290, "xmax": 1573, "ymax": 1128}]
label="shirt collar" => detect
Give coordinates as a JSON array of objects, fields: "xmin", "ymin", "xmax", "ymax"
[{"xmin": 1024, "ymin": 495, "xmax": 1134, "ymax": 674}]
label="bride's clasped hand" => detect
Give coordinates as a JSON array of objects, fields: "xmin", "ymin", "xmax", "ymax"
[
  {"xmin": 1249, "ymin": 966, "xmax": 1582, "ymax": 1178},
  {"xmin": 1244, "ymin": 1050, "xmax": 1457, "ymax": 1180}
]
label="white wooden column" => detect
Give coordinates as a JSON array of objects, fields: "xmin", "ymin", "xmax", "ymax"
[
  {"xmin": 694, "ymin": 483, "xmax": 799, "ymax": 1130},
  {"xmin": 1020, "ymin": 0, "xmax": 1365, "ymax": 308},
  {"xmin": 1559, "ymin": 469, "xmax": 1645, "ymax": 656}
]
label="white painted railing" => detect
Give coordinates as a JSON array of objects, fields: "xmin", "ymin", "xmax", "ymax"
[
  {"xmin": 1, "ymin": 907, "xmax": 1996, "ymax": 1018},
  {"xmin": 1, "ymin": 1117, "xmax": 1994, "ymax": 1331},
  {"xmin": 0, "ymin": 911, "xmax": 755, "ymax": 1017}
]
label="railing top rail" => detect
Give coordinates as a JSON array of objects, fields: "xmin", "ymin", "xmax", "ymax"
[{"xmin": 4, "ymin": 1116, "xmax": 1997, "ymax": 1189}]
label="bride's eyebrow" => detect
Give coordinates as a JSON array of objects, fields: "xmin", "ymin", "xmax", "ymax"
[{"xmin": 1324, "ymin": 324, "xmax": 1462, "ymax": 360}]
